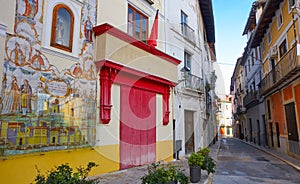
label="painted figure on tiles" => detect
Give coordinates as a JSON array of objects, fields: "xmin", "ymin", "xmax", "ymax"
[
  {"xmin": 1, "ymin": 76, "xmax": 20, "ymax": 114},
  {"xmin": 73, "ymin": 63, "xmax": 83, "ymax": 78},
  {"xmin": 84, "ymin": 16, "xmax": 93, "ymax": 42},
  {"xmin": 56, "ymin": 16, "xmax": 65, "ymax": 45},
  {"xmin": 20, "ymin": 79, "xmax": 32, "ymax": 115},
  {"xmin": 10, "ymin": 42, "xmax": 25, "ymax": 65},
  {"xmin": 23, "ymin": 0, "xmax": 38, "ymax": 19},
  {"xmin": 36, "ymin": 81, "xmax": 49, "ymax": 116},
  {"xmin": 31, "ymin": 49, "xmax": 44, "ymax": 70}
]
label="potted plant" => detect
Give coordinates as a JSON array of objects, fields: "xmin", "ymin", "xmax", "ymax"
[
  {"xmin": 197, "ymin": 147, "xmax": 216, "ymax": 175},
  {"xmin": 141, "ymin": 162, "xmax": 188, "ymax": 184},
  {"xmin": 188, "ymin": 152, "xmax": 204, "ymax": 183}
]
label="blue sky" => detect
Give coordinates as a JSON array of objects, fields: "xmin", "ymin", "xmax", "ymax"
[{"xmin": 212, "ymin": 0, "xmax": 254, "ymax": 96}]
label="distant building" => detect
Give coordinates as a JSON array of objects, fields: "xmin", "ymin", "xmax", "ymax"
[
  {"xmin": 165, "ymin": 0, "xmax": 216, "ymax": 158},
  {"xmin": 217, "ymin": 95, "xmax": 233, "ymax": 137},
  {"xmin": 231, "ymin": 57, "xmax": 247, "ymax": 139},
  {"xmin": 241, "ymin": 0, "xmax": 267, "ymax": 146},
  {"xmin": 233, "ymin": 0, "xmax": 300, "ymax": 158}
]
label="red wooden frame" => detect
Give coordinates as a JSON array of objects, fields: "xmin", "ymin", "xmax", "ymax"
[{"xmin": 97, "ymin": 60, "xmax": 172, "ymax": 125}]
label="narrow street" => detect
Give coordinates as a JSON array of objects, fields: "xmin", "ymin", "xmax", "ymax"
[{"xmin": 213, "ymin": 138, "xmax": 300, "ymax": 184}]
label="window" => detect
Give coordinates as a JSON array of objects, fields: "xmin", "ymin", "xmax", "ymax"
[
  {"xmin": 289, "ymin": 0, "xmax": 295, "ymax": 11},
  {"xmin": 267, "ymin": 100, "xmax": 271, "ymax": 119},
  {"xmin": 277, "ymin": 11, "xmax": 283, "ymax": 28},
  {"xmin": 184, "ymin": 52, "xmax": 191, "ymax": 71},
  {"xmin": 181, "ymin": 11, "xmax": 188, "ymax": 33},
  {"xmin": 245, "ymin": 65, "xmax": 247, "ymax": 76},
  {"xmin": 279, "ymin": 39, "xmax": 287, "ymax": 58},
  {"xmin": 261, "ymin": 41, "xmax": 265, "ymax": 53},
  {"xmin": 128, "ymin": 6, "xmax": 148, "ymax": 41},
  {"xmin": 51, "ymin": 4, "xmax": 74, "ymax": 52},
  {"xmin": 267, "ymin": 30, "xmax": 272, "ymax": 44},
  {"xmin": 252, "ymin": 53, "xmax": 254, "ymax": 66},
  {"xmin": 248, "ymin": 60, "xmax": 250, "ymax": 72}
]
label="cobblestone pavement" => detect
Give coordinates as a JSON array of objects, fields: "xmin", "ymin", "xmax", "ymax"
[
  {"xmin": 90, "ymin": 140, "xmax": 220, "ymax": 184},
  {"xmin": 89, "ymin": 137, "xmax": 300, "ymax": 184}
]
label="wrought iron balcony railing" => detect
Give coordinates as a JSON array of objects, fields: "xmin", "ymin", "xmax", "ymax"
[
  {"xmin": 243, "ymin": 91, "xmax": 258, "ymax": 107},
  {"xmin": 182, "ymin": 72, "xmax": 204, "ymax": 93},
  {"xmin": 260, "ymin": 45, "xmax": 300, "ymax": 95},
  {"xmin": 181, "ymin": 22, "xmax": 195, "ymax": 43},
  {"xmin": 237, "ymin": 105, "xmax": 246, "ymax": 115}
]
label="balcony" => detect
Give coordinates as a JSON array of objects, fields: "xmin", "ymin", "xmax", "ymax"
[
  {"xmin": 243, "ymin": 91, "xmax": 258, "ymax": 107},
  {"xmin": 182, "ymin": 71, "xmax": 204, "ymax": 93},
  {"xmin": 260, "ymin": 45, "xmax": 300, "ymax": 95},
  {"xmin": 237, "ymin": 105, "xmax": 246, "ymax": 115},
  {"xmin": 181, "ymin": 22, "xmax": 195, "ymax": 43}
]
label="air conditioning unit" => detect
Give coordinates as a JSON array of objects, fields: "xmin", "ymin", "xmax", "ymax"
[{"xmin": 270, "ymin": 46, "xmax": 278, "ymax": 58}]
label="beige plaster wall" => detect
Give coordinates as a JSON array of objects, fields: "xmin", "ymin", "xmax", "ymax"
[{"xmin": 95, "ymin": 33, "xmax": 178, "ymax": 83}]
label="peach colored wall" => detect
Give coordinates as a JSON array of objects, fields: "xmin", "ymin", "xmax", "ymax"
[
  {"xmin": 271, "ymin": 91, "xmax": 285, "ymax": 134},
  {"xmin": 283, "ymin": 85, "xmax": 293, "ymax": 101},
  {"xmin": 294, "ymin": 84, "xmax": 300, "ymax": 131}
]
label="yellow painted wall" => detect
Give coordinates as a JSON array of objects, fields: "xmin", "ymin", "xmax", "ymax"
[
  {"xmin": 156, "ymin": 140, "xmax": 174, "ymax": 162},
  {"xmin": 261, "ymin": 0, "xmax": 298, "ymax": 74},
  {"xmin": 156, "ymin": 93, "xmax": 173, "ymax": 163},
  {"xmin": 0, "ymin": 144, "xmax": 119, "ymax": 184}
]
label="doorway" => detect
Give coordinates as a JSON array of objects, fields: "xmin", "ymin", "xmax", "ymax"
[
  {"xmin": 120, "ymin": 86, "xmax": 156, "ymax": 169},
  {"xmin": 275, "ymin": 122, "xmax": 280, "ymax": 148},
  {"xmin": 284, "ymin": 102, "xmax": 300, "ymax": 155},
  {"xmin": 270, "ymin": 123, "xmax": 274, "ymax": 147},
  {"xmin": 257, "ymin": 120, "xmax": 261, "ymax": 146},
  {"xmin": 185, "ymin": 110, "xmax": 194, "ymax": 154}
]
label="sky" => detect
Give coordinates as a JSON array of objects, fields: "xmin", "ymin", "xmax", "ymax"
[{"xmin": 212, "ymin": 0, "xmax": 255, "ymax": 97}]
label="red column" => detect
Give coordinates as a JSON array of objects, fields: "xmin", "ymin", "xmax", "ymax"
[
  {"xmin": 99, "ymin": 66, "xmax": 116, "ymax": 124},
  {"xmin": 163, "ymin": 85, "xmax": 170, "ymax": 125}
]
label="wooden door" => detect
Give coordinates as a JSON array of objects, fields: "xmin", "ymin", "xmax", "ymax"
[
  {"xmin": 285, "ymin": 102, "xmax": 300, "ymax": 155},
  {"xmin": 120, "ymin": 86, "xmax": 156, "ymax": 169},
  {"xmin": 184, "ymin": 110, "xmax": 194, "ymax": 154}
]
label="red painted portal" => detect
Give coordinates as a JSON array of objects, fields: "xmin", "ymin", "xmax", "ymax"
[{"xmin": 120, "ymin": 86, "xmax": 156, "ymax": 169}]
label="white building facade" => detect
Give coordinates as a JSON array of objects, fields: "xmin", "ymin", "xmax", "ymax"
[{"xmin": 164, "ymin": 0, "xmax": 216, "ymax": 157}]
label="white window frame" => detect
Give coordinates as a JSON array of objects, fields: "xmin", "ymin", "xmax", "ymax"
[
  {"xmin": 184, "ymin": 51, "xmax": 191, "ymax": 71},
  {"xmin": 267, "ymin": 29, "xmax": 272, "ymax": 45},
  {"xmin": 288, "ymin": 0, "xmax": 296, "ymax": 12},
  {"xmin": 277, "ymin": 10, "xmax": 283, "ymax": 29},
  {"xmin": 42, "ymin": 0, "xmax": 82, "ymax": 60}
]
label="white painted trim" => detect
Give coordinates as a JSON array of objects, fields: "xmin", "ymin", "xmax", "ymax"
[
  {"xmin": 127, "ymin": 0, "xmax": 156, "ymax": 16},
  {"xmin": 41, "ymin": 47, "xmax": 79, "ymax": 62},
  {"xmin": 0, "ymin": 24, "xmax": 7, "ymax": 37},
  {"xmin": 43, "ymin": 0, "xmax": 82, "ymax": 57}
]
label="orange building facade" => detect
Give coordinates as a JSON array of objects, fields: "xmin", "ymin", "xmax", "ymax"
[{"xmin": 250, "ymin": 0, "xmax": 300, "ymax": 157}]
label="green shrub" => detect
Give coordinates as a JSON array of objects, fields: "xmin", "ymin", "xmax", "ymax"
[
  {"xmin": 34, "ymin": 162, "xmax": 98, "ymax": 184},
  {"xmin": 188, "ymin": 152, "xmax": 204, "ymax": 167},
  {"xmin": 197, "ymin": 147, "xmax": 216, "ymax": 174},
  {"xmin": 141, "ymin": 162, "xmax": 188, "ymax": 184}
]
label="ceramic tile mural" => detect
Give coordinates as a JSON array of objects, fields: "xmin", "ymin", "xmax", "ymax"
[{"xmin": 0, "ymin": 0, "xmax": 98, "ymax": 156}]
